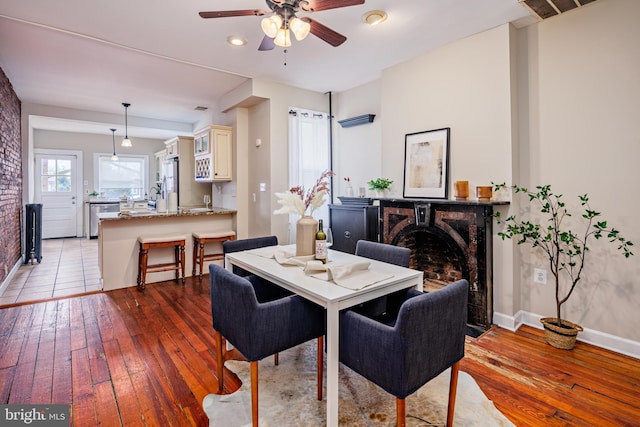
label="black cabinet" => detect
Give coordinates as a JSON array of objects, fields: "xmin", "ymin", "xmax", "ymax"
[{"xmin": 329, "ymin": 204, "xmax": 379, "ymax": 254}]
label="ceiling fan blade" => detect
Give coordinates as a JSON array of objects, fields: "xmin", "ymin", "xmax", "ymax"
[
  {"xmin": 303, "ymin": 18, "xmax": 347, "ymax": 47},
  {"xmin": 199, "ymin": 10, "xmax": 266, "ymax": 19},
  {"xmin": 301, "ymin": 0, "xmax": 364, "ymax": 12},
  {"xmin": 258, "ymin": 36, "xmax": 275, "ymax": 51}
]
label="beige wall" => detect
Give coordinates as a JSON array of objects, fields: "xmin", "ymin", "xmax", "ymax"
[
  {"xmin": 221, "ymin": 79, "xmax": 330, "ymax": 242},
  {"xmin": 329, "ymin": 0, "xmax": 639, "ymax": 346},
  {"xmin": 331, "ymin": 81, "xmax": 383, "ymax": 198},
  {"xmin": 247, "ymin": 100, "xmax": 272, "ymax": 238},
  {"xmin": 515, "ymin": 0, "xmax": 640, "ymax": 340}
]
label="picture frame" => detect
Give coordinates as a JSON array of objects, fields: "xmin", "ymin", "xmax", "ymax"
[{"xmin": 403, "ymin": 127, "xmax": 450, "ymax": 199}]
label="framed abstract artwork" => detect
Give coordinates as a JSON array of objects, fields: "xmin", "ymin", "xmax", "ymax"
[{"xmin": 403, "ymin": 127, "xmax": 450, "ymax": 199}]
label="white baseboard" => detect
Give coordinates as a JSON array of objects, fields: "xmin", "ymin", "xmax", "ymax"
[
  {"xmin": 0, "ymin": 259, "xmax": 23, "ymax": 297},
  {"xmin": 493, "ymin": 310, "xmax": 640, "ymax": 359}
]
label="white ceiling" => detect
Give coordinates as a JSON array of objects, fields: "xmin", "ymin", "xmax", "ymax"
[{"xmin": 0, "ymin": 0, "xmax": 534, "ymax": 139}]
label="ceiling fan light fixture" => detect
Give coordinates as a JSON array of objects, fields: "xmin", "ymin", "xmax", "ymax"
[
  {"xmin": 289, "ymin": 17, "xmax": 310, "ymax": 41},
  {"xmin": 274, "ymin": 28, "xmax": 291, "ymax": 47},
  {"xmin": 261, "ymin": 14, "xmax": 282, "ymax": 38},
  {"xmin": 362, "ymin": 10, "xmax": 387, "ymax": 26}
]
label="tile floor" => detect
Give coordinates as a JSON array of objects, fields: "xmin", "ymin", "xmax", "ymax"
[{"xmin": 0, "ymin": 238, "xmax": 101, "ymax": 306}]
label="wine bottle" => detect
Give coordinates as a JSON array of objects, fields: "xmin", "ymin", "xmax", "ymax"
[{"xmin": 315, "ymin": 219, "xmax": 327, "ymax": 264}]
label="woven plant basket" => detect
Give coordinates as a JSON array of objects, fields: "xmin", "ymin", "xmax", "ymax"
[{"xmin": 541, "ymin": 317, "xmax": 584, "ymax": 350}]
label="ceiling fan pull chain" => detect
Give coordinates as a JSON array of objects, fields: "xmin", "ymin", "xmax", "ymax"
[{"xmin": 283, "ymin": 48, "xmax": 287, "ymax": 66}]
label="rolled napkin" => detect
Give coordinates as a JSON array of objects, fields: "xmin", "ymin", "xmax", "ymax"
[
  {"xmin": 156, "ymin": 198, "xmax": 167, "ymax": 213},
  {"xmin": 168, "ymin": 192, "xmax": 178, "ymax": 212}
]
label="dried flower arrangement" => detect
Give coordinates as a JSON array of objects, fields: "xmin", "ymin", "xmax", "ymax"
[{"xmin": 274, "ymin": 170, "xmax": 335, "ymax": 217}]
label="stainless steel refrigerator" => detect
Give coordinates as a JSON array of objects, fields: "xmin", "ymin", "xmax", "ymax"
[{"xmin": 162, "ymin": 158, "xmax": 179, "ymax": 202}]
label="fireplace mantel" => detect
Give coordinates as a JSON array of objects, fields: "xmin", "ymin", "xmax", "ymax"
[{"xmin": 378, "ymin": 198, "xmax": 508, "ymax": 331}]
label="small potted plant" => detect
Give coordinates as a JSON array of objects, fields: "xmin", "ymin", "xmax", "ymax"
[
  {"xmin": 368, "ymin": 178, "xmax": 393, "ymax": 198},
  {"xmin": 493, "ymin": 183, "xmax": 634, "ymax": 349}
]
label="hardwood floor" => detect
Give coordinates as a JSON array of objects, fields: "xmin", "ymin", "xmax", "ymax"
[
  {"xmin": 460, "ymin": 326, "xmax": 640, "ymax": 426},
  {"xmin": 0, "ymin": 276, "xmax": 638, "ymax": 426}
]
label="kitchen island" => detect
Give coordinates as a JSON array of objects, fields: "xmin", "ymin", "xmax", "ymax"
[{"xmin": 98, "ymin": 207, "xmax": 236, "ymax": 291}]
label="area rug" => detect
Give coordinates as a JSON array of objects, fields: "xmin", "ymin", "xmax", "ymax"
[{"xmin": 203, "ymin": 341, "xmax": 514, "ymax": 426}]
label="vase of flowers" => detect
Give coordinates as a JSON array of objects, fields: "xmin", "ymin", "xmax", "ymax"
[
  {"xmin": 344, "ymin": 177, "xmax": 354, "ymax": 197},
  {"xmin": 274, "ymin": 170, "xmax": 334, "ymax": 256}
]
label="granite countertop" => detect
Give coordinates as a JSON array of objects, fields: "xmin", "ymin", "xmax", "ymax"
[{"xmin": 98, "ymin": 207, "xmax": 236, "ymax": 221}]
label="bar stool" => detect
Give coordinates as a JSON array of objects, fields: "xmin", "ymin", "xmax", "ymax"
[
  {"xmin": 192, "ymin": 230, "xmax": 236, "ymax": 278},
  {"xmin": 137, "ymin": 235, "xmax": 187, "ymax": 290}
]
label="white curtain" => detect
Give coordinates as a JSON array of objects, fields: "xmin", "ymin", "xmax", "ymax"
[{"xmin": 287, "ymin": 107, "xmax": 331, "ymax": 243}]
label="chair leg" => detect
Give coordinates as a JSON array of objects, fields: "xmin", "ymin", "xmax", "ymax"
[
  {"xmin": 198, "ymin": 241, "xmax": 205, "ymax": 278},
  {"xmin": 137, "ymin": 243, "xmax": 143, "ymax": 287},
  {"xmin": 192, "ymin": 238, "xmax": 198, "ymax": 277},
  {"xmin": 174, "ymin": 244, "xmax": 180, "ymax": 281},
  {"xmin": 215, "ymin": 331, "xmax": 224, "ymax": 394},
  {"xmin": 139, "ymin": 246, "xmax": 148, "ymax": 290},
  {"xmin": 446, "ymin": 361, "xmax": 460, "ymax": 427},
  {"xmin": 396, "ymin": 397, "xmax": 406, "ymax": 427},
  {"xmin": 317, "ymin": 336, "xmax": 324, "ymax": 400},
  {"xmin": 274, "ymin": 353, "xmax": 279, "ymax": 366},
  {"xmin": 180, "ymin": 244, "xmax": 186, "ymax": 283},
  {"xmin": 250, "ymin": 361, "xmax": 259, "ymax": 427}
]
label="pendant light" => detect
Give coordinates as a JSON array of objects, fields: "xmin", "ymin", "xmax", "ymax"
[
  {"xmin": 110, "ymin": 128, "xmax": 118, "ymax": 160},
  {"xmin": 121, "ymin": 102, "xmax": 132, "ymax": 147}
]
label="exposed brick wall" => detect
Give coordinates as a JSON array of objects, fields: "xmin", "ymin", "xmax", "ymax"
[{"xmin": 0, "ymin": 67, "xmax": 23, "ymax": 283}]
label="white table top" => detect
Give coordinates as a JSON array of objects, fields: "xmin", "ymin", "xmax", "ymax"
[{"xmin": 224, "ymin": 245, "xmax": 424, "ymax": 310}]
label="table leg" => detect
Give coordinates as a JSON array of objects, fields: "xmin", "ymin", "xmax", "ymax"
[{"xmin": 326, "ymin": 304, "xmax": 339, "ymax": 427}]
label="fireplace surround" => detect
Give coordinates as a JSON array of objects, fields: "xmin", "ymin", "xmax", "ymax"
[{"xmin": 379, "ymin": 198, "xmax": 506, "ymax": 332}]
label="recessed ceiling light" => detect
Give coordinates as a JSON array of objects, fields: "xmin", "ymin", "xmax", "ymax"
[
  {"xmin": 362, "ymin": 10, "xmax": 388, "ymax": 26},
  {"xmin": 227, "ymin": 35, "xmax": 247, "ymax": 46}
]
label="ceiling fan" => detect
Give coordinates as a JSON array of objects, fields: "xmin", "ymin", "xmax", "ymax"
[{"xmin": 199, "ymin": 0, "xmax": 365, "ymax": 51}]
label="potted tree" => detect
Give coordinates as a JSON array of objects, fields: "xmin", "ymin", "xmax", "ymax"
[
  {"xmin": 493, "ymin": 183, "xmax": 634, "ymax": 349},
  {"xmin": 368, "ymin": 178, "xmax": 393, "ymax": 198}
]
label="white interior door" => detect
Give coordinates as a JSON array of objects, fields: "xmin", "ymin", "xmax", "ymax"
[{"xmin": 35, "ymin": 153, "xmax": 79, "ymax": 239}]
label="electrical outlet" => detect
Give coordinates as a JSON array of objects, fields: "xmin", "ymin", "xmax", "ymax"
[{"xmin": 534, "ymin": 268, "xmax": 547, "ymax": 284}]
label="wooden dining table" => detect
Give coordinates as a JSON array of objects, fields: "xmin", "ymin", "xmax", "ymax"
[{"xmin": 225, "ymin": 244, "xmax": 423, "ymax": 427}]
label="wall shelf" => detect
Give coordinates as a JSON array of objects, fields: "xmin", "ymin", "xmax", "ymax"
[{"xmin": 337, "ymin": 114, "xmax": 375, "ymax": 128}]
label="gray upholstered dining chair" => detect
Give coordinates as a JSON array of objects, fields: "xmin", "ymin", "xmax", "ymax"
[
  {"xmin": 355, "ymin": 240, "xmax": 411, "ymax": 267},
  {"xmin": 209, "ymin": 264, "xmax": 326, "ymax": 427},
  {"xmin": 354, "ymin": 240, "xmax": 411, "ymax": 317},
  {"xmin": 339, "ymin": 279, "xmax": 469, "ymax": 427},
  {"xmin": 222, "ymin": 235, "xmax": 292, "ymax": 365},
  {"xmin": 223, "ymin": 235, "xmax": 279, "ymax": 277}
]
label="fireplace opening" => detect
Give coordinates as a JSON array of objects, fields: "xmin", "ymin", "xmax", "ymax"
[{"xmin": 396, "ymin": 228, "xmax": 468, "ymax": 292}]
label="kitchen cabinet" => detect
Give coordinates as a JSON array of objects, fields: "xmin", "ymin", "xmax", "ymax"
[
  {"xmin": 165, "ymin": 137, "xmax": 180, "ymax": 159},
  {"xmin": 193, "ymin": 125, "xmax": 233, "ymax": 182},
  {"xmin": 329, "ymin": 204, "xmax": 380, "ymax": 254}
]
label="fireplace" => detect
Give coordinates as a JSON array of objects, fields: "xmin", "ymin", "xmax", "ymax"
[{"xmin": 380, "ymin": 199, "xmax": 504, "ymax": 332}]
